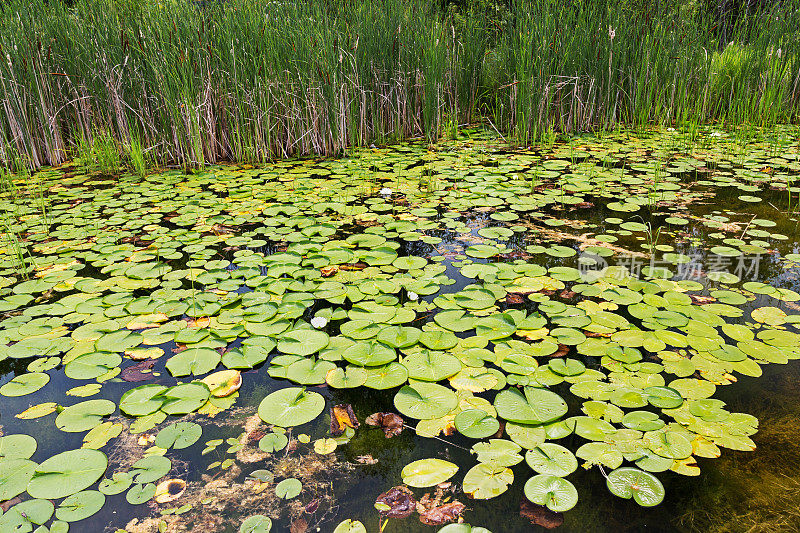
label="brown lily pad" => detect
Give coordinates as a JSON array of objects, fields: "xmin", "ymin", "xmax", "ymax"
[
  {"xmin": 365, "ymin": 412, "xmax": 403, "ymax": 438},
  {"xmin": 520, "ymin": 499, "xmax": 564, "ymax": 529},
  {"xmin": 330, "ymin": 404, "xmax": 360, "ymax": 436},
  {"xmin": 120, "ymin": 360, "xmax": 155, "ymax": 382},
  {"xmin": 375, "ymin": 485, "xmax": 417, "ymax": 519},
  {"xmin": 417, "ymin": 501, "xmax": 465, "ymax": 526}
]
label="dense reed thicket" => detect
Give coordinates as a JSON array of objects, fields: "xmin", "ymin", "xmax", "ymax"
[{"xmin": 0, "ymin": 0, "xmax": 798, "ymax": 169}]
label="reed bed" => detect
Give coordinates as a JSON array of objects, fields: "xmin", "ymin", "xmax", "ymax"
[{"xmin": 0, "ymin": 0, "xmax": 798, "ymax": 170}]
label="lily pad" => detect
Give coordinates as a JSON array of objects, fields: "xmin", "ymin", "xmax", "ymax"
[
  {"xmin": 258, "ymin": 387, "xmax": 325, "ymax": 427},
  {"xmin": 401, "ymin": 458, "xmax": 458, "ymax": 487}
]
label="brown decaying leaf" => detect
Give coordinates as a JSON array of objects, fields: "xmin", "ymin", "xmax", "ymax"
[
  {"xmin": 550, "ymin": 344, "xmax": 570, "ymax": 358},
  {"xmin": 520, "ymin": 499, "xmax": 564, "ymax": 529},
  {"xmin": 416, "ymin": 485, "xmax": 465, "ymax": 526},
  {"xmin": 120, "ymin": 359, "xmax": 155, "ymax": 382},
  {"xmin": 417, "ymin": 501, "xmax": 465, "ymax": 526},
  {"xmin": 506, "ymin": 292, "xmax": 525, "ymax": 305},
  {"xmin": 340, "ymin": 262, "xmax": 368, "ymax": 271},
  {"xmin": 320, "ymin": 265, "xmax": 338, "ymax": 277},
  {"xmin": 330, "ymin": 404, "xmax": 360, "ymax": 436},
  {"xmin": 375, "ymin": 485, "xmax": 417, "ymax": 519},
  {"xmin": 356, "ymin": 455, "xmax": 378, "ymax": 465},
  {"xmin": 290, "ymin": 518, "xmax": 308, "ymax": 533},
  {"xmin": 365, "ymin": 412, "xmax": 403, "ymax": 438}
]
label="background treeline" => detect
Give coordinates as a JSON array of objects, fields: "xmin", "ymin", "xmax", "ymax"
[{"xmin": 0, "ymin": 0, "xmax": 798, "ymax": 170}]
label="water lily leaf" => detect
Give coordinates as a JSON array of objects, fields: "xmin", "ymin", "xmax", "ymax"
[
  {"xmin": 364, "ymin": 363, "xmax": 409, "ymax": 389},
  {"xmin": 325, "ymin": 366, "xmax": 368, "ymax": 388},
  {"xmin": 462, "ymin": 463, "xmax": 514, "ymax": 499},
  {"xmin": 0, "ymin": 498, "xmax": 53, "ymax": 530},
  {"xmin": 98, "ymin": 472, "xmax": 133, "ymax": 495},
  {"xmin": 494, "ymin": 387, "xmax": 567, "ymax": 425},
  {"xmin": 55, "ymin": 490, "xmax": 105, "ymax": 522},
  {"xmin": 465, "ymin": 245, "xmax": 501, "ymax": 259},
  {"xmin": 278, "ymin": 330, "xmax": 330, "ymax": 356},
  {"xmin": 27, "ymin": 449, "xmax": 108, "ymax": 499},
  {"xmin": 342, "ymin": 341, "xmax": 397, "ymax": 367},
  {"xmin": 275, "ymin": 478, "xmax": 302, "ymax": 499},
  {"xmin": 332, "ymin": 519, "xmax": 366, "ymax": 533},
  {"xmin": 126, "ymin": 482, "xmax": 156, "ymax": 504},
  {"xmin": 15, "ymin": 402, "xmax": 59, "ymax": 420},
  {"xmin": 56, "ymin": 400, "xmax": 116, "ymax": 432},
  {"xmin": 0, "ymin": 458, "xmax": 37, "ymax": 500},
  {"xmin": 156, "ymin": 422, "xmax": 203, "ymax": 450},
  {"xmin": 472, "ymin": 439, "xmax": 524, "ymax": 467},
  {"xmin": 259, "ymin": 432, "xmax": 289, "ymax": 453},
  {"xmin": 505, "ymin": 422, "xmax": 547, "ymax": 449},
  {"xmin": 200, "ymin": 370, "xmax": 242, "ymax": 397},
  {"xmin": 240, "ymin": 515, "xmax": 273, "ymax": 533},
  {"xmin": 161, "ymin": 383, "xmax": 211, "ymax": 415},
  {"xmin": 0, "ymin": 372, "xmax": 50, "ymax": 397},
  {"xmin": 644, "ymin": 386, "xmax": 684, "ymax": 408},
  {"xmin": 525, "ymin": 444, "xmax": 578, "ymax": 477},
  {"xmin": 286, "ymin": 358, "xmax": 337, "ymax": 385},
  {"xmin": 454, "ymin": 410, "xmax": 500, "ymax": 439},
  {"xmin": 523, "ymin": 474, "xmax": 578, "ymax": 512},
  {"xmin": 393, "ymin": 256, "xmax": 427, "ymax": 270},
  {"xmin": 377, "ymin": 326, "xmax": 421, "ymax": 348},
  {"xmin": 437, "ymin": 525, "xmax": 492, "ymax": 533},
  {"xmin": 258, "ymin": 387, "xmax": 325, "ymax": 427},
  {"xmin": 131, "ymin": 455, "xmax": 171, "ymax": 484},
  {"xmin": 64, "ymin": 352, "xmax": 122, "ymax": 380},
  {"xmin": 434, "ymin": 310, "xmax": 478, "ymax": 332},
  {"xmin": 165, "ymin": 347, "xmax": 221, "ymax": 377},
  {"xmin": 120, "ymin": 384, "xmax": 168, "ymax": 416},
  {"xmin": 82, "ymin": 421, "xmax": 124, "ymax": 449},
  {"xmin": 0, "ymin": 434, "xmax": 37, "ymax": 459},
  {"xmin": 419, "ymin": 330, "xmax": 459, "ymax": 350},
  {"xmin": 403, "ymin": 351, "xmax": 461, "ymax": 381},
  {"xmin": 606, "ymin": 467, "xmax": 665, "ymax": 506},
  {"xmin": 622, "ymin": 411, "xmax": 665, "ymax": 431},
  {"xmin": 576, "ymin": 442, "xmax": 624, "ymax": 469},
  {"xmin": 394, "ymin": 382, "xmax": 458, "ymax": 420},
  {"xmin": 401, "ymin": 458, "xmax": 458, "ymax": 487}
]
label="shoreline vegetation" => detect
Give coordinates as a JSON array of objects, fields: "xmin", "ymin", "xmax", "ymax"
[{"xmin": 0, "ymin": 0, "xmax": 798, "ymax": 171}]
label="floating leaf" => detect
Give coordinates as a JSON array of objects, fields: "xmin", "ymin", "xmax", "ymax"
[
  {"xmin": 0, "ymin": 372, "xmax": 50, "ymax": 397},
  {"xmin": 523, "ymin": 474, "xmax": 578, "ymax": 512},
  {"xmin": 156, "ymin": 422, "xmax": 203, "ymax": 450},
  {"xmin": 240, "ymin": 515, "xmax": 273, "ymax": 533},
  {"xmin": 463, "ymin": 463, "xmax": 513, "ymax": 499},
  {"xmin": 55, "ymin": 399, "xmax": 116, "ymax": 432},
  {"xmin": 275, "ymin": 478, "xmax": 302, "ymax": 499},
  {"xmin": 454, "ymin": 410, "xmax": 500, "ymax": 439},
  {"xmin": 258, "ymin": 387, "xmax": 325, "ymax": 427},
  {"xmin": 394, "ymin": 382, "xmax": 458, "ymax": 420},
  {"xmin": 55, "ymin": 490, "xmax": 105, "ymax": 522},
  {"xmin": 606, "ymin": 467, "xmax": 665, "ymax": 507},
  {"xmin": 401, "ymin": 458, "xmax": 458, "ymax": 488},
  {"xmin": 494, "ymin": 387, "xmax": 567, "ymax": 425},
  {"xmin": 27, "ymin": 449, "xmax": 108, "ymax": 499}
]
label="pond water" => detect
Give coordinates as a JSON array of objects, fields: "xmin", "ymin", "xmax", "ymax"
[{"xmin": 1, "ymin": 127, "xmax": 800, "ymax": 533}]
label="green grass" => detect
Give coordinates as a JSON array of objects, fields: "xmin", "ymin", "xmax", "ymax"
[{"xmin": 0, "ymin": 0, "xmax": 798, "ymax": 171}]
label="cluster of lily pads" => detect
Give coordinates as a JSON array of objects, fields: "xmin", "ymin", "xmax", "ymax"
[{"xmin": 0, "ymin": 126, "xmax": 799, "ymax": 530}]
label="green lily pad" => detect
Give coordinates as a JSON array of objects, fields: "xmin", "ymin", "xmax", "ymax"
[
  {"xmin": 401, "ymin": 458, "xmax": 458, "ymax": 487},
  {"xmin": 258, "ymin": 387, "xmax": 325, "ymax": 427},
  {"xmin": 523, "ymin": 474, "xmax": 579, "ymax": 512},
  {"xmin": 394, "ymin": 382, "xmax": 458, "ymax": 420},
  {"xmin": 606, "ymin": 467, "xmax": 665, "ymax": 506},
  {"xmin": 494, "ymin": 387, "xmax": 568, "ymax": 425},
  {"xmin": 27, "ymin": 449, "xmax": 108, "ymax": 499}
]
